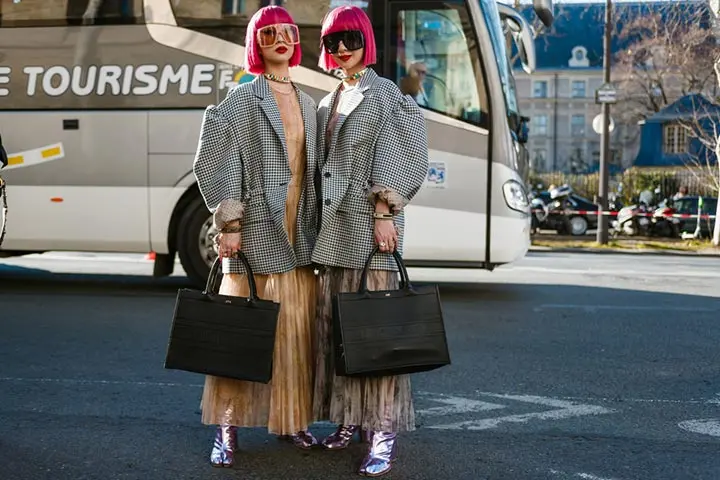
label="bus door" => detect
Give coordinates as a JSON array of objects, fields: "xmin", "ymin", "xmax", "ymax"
[{"xmin": 372, "ymin": 0, "xmax": 492, "ymax": 267}]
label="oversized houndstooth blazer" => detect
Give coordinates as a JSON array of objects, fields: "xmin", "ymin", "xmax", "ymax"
[
  {"xmin": 193, "ymin": 75, "xmax": 319, "ymax": 275},
  {"xmin": 312, "ymin": 68, "xmax": 429, "ymax": 272}
]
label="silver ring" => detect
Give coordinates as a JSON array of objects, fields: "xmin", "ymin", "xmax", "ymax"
[{"xmin": 379, "ymin": 242, "xmax": 386, "ymax": 247}]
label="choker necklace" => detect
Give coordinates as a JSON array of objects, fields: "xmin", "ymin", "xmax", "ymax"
[
  {"xmin": 343, "ymin": 68, "xmax": 368, "ymax": 82},
  {"xmin": 263, "ymin": 72, "xmax": 291, "ymax": 84}
]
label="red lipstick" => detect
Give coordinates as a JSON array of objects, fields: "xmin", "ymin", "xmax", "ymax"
[
  {"xmin": 338, "ymin": 54, "xmax": 352, "ymax": 62},
  {"xmin": 275, "ymin": 46, "xmax": 288, "ymax": 54}
]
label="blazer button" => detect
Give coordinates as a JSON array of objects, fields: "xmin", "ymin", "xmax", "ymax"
[
  {"xmin": 324, "ymin": 199, "xmax": 332, "ymax": 206},
  {"xmin": 324, "ymin": 172, "xmax": 331, "ymax": 178}
]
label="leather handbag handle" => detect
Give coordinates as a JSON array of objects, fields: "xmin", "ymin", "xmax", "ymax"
[
  {"xmin": 358, "ymin": 246, "xmax": 411, "ymax": 293},
  {"xmin": 204, "ymin": 251, "xmax": 260, "ymax": 301}
]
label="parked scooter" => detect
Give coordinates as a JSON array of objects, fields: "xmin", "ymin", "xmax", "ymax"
[
  {"xmin": 649, "ymin": 199, "xmax": 679, "ymax": 238},
  {"xmin": 612, "ymin": 188, "xmax": 678, "ymax": 238}
]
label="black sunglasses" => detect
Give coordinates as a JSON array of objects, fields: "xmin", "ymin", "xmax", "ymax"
[{"xmin": 322, "ymin": 30, "xmax": 365, "ymax": 53}]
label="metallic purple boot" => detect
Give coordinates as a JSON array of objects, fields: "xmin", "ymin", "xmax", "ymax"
[
  {"xmin": 358, "ymin": 431, "xmax": 398, "ymax": 477},
  {"xmin": 210, "ymin": 425, "xmax": 238, "ymax": 468},
  {"xmin": 321, "ymin": 424, "xmax": 360, "ymax": 450},
  {"xmin": 279, "ymin": 431, "xmax": 319, "ymax": 449}
]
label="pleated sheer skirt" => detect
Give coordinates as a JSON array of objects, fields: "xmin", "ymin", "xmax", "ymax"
[
  {"xmin": 200, "ymin": 268, "xmax": 316, "ymax": 435},
  {"xmin": 312, "ymin": 267, "xmax": 416, "ymax": 433}
]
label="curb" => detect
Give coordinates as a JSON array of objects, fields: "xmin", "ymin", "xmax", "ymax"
[{"xmin": 529, "ymin": 245, "xmax": 720, "ymax": 257}]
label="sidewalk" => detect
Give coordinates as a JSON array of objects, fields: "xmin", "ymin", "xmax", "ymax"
[{"xmin": 530, "ymin": 235, "xmax": 720, "ymax": 257}]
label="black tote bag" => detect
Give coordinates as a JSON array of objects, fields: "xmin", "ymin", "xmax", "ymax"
[
  {"xmin": 332, "ymin": 247, "xmax": 450, "ymax": 377},
  {"xmin": 164, "ymin": 253, "xmax": 279, "ymax": 383}
]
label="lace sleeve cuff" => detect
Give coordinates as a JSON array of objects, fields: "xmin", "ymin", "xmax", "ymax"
[
  {"xmin": 367, "ymin": 185, "xmax": 406, "ymax": 214},
  {"xmin": 212, "ymin": 199, "xmax": 245, "ymax": 230}
]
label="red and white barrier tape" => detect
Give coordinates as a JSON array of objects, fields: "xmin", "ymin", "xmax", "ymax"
[{"xmin": 531, "ymin": 208, "xmax": 717, "ymax": 220}]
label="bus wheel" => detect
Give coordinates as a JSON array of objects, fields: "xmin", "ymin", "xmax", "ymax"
[{"xmin": 177, "ymin": 196, "xmax": 217, "ymax": 287}]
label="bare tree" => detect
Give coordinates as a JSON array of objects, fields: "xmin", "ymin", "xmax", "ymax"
[
  {"xmin": 612, "ymin": 2, "xmax": 718, "ymax": 128},
  {"xmin": 676, "ymin": 94, "xmax": 720, "ymax": 246},
  {"xmin": 504, "ymin": 1, "xmax": 583, "ymax": 66},
  {"xmin": 706, "ymin": 1, "xmax": 720, "ymax": 246}
]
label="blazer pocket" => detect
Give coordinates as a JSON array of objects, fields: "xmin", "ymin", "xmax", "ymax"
[
  {"xmin": 265, "ymin": 185, "xmax": 288, "ymax": 217},
  {"xmin": 243, "ymin": 193, "xmax": 273, "ymax": 226},
  {"xmin": 338, "ymin": 194, "xmax": 374, "ymax": 216}
]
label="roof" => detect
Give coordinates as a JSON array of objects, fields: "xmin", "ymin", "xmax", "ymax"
[
  {"xmin": 510, "ymin": 1, "xmax": 713, "ymax": 70},
  {"xmin": 645, "ymin": 94, "xmax": 720, "ymax": 122}
]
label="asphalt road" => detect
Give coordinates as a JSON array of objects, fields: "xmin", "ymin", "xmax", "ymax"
[{"xmin": 1, "ymin": 251, "xmax": 720, "ymax": 480}]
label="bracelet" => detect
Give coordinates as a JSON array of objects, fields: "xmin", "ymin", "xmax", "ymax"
[
  {"xmin": 220, "ymin": 224, "xmax": 242, "ymax": 233},
  {"xmin": 373, "ymin": 212, "xmax": 393, "ymax": 220}
]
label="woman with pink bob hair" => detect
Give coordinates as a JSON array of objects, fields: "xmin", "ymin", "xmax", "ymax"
[
  {"xmin": 311, "ymin": 5, "xmax": 429, "ymax": 477},
  {"xmin": 193, "ymin": 5, "xmax": 321, "ymax": 468}
]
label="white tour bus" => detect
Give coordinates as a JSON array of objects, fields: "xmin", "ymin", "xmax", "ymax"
[{"xmin": 0, "ymin": 0, "xmax": 551, "ymax": 286}]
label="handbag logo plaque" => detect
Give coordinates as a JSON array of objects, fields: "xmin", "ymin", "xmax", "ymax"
[
  {"xmin": 164, "ymin": 253, "xmax": 280, "ymax": 384},
  {"xmin": 332, "ymin": 247, "xmax": 451, "ymax": 378}
]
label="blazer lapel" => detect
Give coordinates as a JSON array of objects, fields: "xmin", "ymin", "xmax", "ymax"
[
  {"xmin": 298, "ymin": 88, "xmax": 315, "ymax": 178},
  {"xmin": 318, "ymin": 87, "xmax": 340, "ymax": 163},
  {"xmin": 326, "ymin": 69, "xmax": 378, "ymax": 161},
  {"xmin": 253, "ymin": 76, "xmax": 287, "ymax": 158}
]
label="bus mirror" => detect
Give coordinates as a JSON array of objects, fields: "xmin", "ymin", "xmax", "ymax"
[
  {"xmin": 497, "ymin": 4, "xmax": 536, "ymax": 74},
  {"xmin": 533, "ymin": 0, "xmax": 554, "ymax": 28}
]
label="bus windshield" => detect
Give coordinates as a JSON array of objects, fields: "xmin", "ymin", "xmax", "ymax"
[{"xmin": 478, "ymin": 0, "xmax": 519, "ymax": 122}]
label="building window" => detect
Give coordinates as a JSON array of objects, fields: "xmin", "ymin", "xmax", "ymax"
[
  {"xmin": 532, "ymin": 148, "xmax": 547, "ymax": 172},
  {"xmin": 533, "ymin": 81, "xmax": 548, "ymax": 98},
  {"xmin": 571, "ymin": 80, "xmax": 586, "ymax": 98},
  {"xmin": 532, "ymin": 115, "xmax": 549, "ymax": 136},
  {"xmin": 571, "ymin": 114, "xmax": 585, "ymax": 136},
  {"xmin": 224, "ymin": 0, "xmax": 245, "ymax": 14},
  {"xmin": 663, "ymin": 124, "xmax": 688, "ymax": 154},
  {"xmin": 569, "ymin": 46, "xmax": 590, "ymax": 68}
]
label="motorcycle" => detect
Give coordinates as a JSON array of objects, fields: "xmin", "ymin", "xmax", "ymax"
[
  {"xmin": 612, "ymin": 188, "xmax": 679, "ymax": 238},
  {"xmin": 648, "ymin": 199, "xmax": 679, "ymax": 238}
]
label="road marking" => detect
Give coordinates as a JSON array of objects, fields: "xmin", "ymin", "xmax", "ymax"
[
  {"xmin": 10, "ymin": 253, "xmax": 157, "ymax": 263},
  {"xmin": 535, "ymin": 304, "xmax": 717, "ymax": 313},
  {"xmin": 510, "ymin": 265, "xmax": 720, "ymax": 279},
  {"xmin": 416, "ymin": 392, "xmax": 505, "ymax": 416},
  {"xmin": 678, "ymin": 418, "xmax": 720, "ymax": 437},
  {"xmin": 0, "ymin": 377, "xmax": 203, "ymax": 388},
  {"xmin": 550, "ymin": 469, "xmax": 621, "ymax": 480},
  {"xmin": 423, "ymin": 392, "xmax": 614, "ymax": 430},
  {"xmin": 558, "ymin": 395, "xmax": 714, "ymax": 405}
]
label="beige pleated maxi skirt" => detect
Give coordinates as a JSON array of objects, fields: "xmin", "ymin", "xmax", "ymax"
[{"xmin": 200, "ymin": 84, "xmax": 315, "ymax": 436}]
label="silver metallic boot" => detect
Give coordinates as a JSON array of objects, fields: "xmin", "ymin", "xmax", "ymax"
[{"xmin": 358, "ymin": 431, "xmax": 398, "ymax": 477}]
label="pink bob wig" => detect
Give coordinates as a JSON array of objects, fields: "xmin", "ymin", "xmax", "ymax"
[
  {"xmin": 318, "ymin": 6, "xmax": 377, "ymax": 72},
  {"xmin": 244, "ymin": 6, "xmax": 302, "ymax": 75}
]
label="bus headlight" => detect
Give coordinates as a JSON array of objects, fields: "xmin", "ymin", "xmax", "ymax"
[{"xmin": 502, "ymin": 180, "xmax": 530, "ymax": 213}]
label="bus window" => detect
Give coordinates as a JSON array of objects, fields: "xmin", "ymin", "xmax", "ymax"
[
  {"xmin": 170, "ymin": 0, "xmax": 359, "ymax": 76},
  {"xmin": 389, "ymin": 2, "xmax": 488, "ymax": 128},
  {"xmin": 0, "ymin": 0, "xmax": 141, "ymax": 27}
]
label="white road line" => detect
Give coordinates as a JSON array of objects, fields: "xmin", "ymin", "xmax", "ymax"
[
  {"xmin": 678, "ymin": 418, "xmax": 720, "ymax": 438},
  {"xmin": 550, "ymin": 469, "xmax": 621, "ymax": 480},
  {"xmin": 558, "ymin": 395, "xmax": 713, "ymax": 405},
  {"xmin": 7, "ymin": 253, "xmax": 155, "ymax": 263},
  {"xmin": 510, "ymin": 265, "xmax": 720, "ymax": 279},
  {"xmin": 0, "ymin": 377, "xmax": 203, "ymax": 388},
  {"xmin": 535, "ymin": 304, "xmax": 717, "ymax": 313},
  {"xmin": 429, "ymin": 393, "xmax": 614, "ymax": 430},
  {"xmin": 415, "ymin": 392, "xmax": 505, "ymax": 416}
]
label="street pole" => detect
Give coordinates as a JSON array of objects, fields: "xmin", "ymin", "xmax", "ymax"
[{"xmin": 597, "ymin": 0, "xmax": 613, "ymax": 244}]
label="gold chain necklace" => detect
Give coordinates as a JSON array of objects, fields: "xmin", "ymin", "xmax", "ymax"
[
  {"xmin": 263, "ymin": 72, "xmax": 291, "ymax": 84},
  {"xmin": 343, "ymin": 68, "xmax": 368, "ymax": 82}
]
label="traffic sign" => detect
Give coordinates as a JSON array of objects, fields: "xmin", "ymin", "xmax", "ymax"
[{"xmin": 595, "ymin": 83, "xmax": 617, "ymax": 104}]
